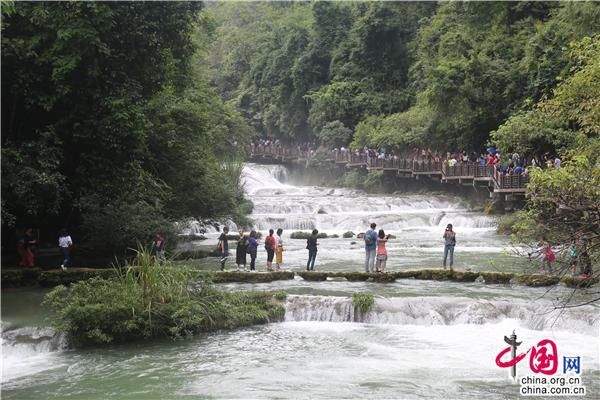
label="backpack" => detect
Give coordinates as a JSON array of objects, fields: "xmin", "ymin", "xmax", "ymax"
[{"xmin": 364, "ymin": 231, "xmax": 375, "ymax": 246}]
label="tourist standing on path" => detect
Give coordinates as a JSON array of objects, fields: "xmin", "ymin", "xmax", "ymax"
[
  {"xmin": 236, "ymin": 230, "xmax": 248, "ymax": 271},
  {"xmin": 265, "ymin": 229, "xmax": 276, "ymax": 272},
  {"xmin": 275, "ymin": 228, "xmax": 284, "ymax": 271},
  {"xmin": 218, "ymin": 227, "xmax": 230, "ymax": 271},
  {"xmin": 306, "ymin": 229, "xmax": 319, "ymax": 271},
  {"xmin": 58, "ymin": 229, "xmax": 73, "ymax": 271},
  {"xmin": 152, "ymin": 233, "xmax": 166, "ymax": 262},
  {"xmin": 443, "ymin": 224, "xmax": 456, "ymax": 269},
  {"xmin": 364, "ymin": 223, "xmax": 378, "ymax": 272},
  {"xmin": 539, "ymin": 237, "xmax": 555, "ymax": 274},
  {"xmin": 19, "ymin": 228, "xmax": 37, "ymax": 267},
  {"xmin": 375, "ymin": 229, "xmax": 388, "ymax": 273},
  {"xmin": 247, "ymin": 230, "xmax": 258, "ymax": 271},
  {"xmin": 569, "ymin": 239, "xmax": 578, "ymax": 276}
]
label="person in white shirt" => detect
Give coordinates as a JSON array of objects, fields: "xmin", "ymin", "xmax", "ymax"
[
  {"xmin": 554, "ymin": 157, "xmax": 561, "ymax": 169},
  {"xmin": 58, "ymin": 229, "xmax": 73, "ymax": 271}
]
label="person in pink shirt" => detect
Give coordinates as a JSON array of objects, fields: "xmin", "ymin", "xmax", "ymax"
[{"xmin": 375, "ymin": 229, "xmax": 389, "ymax": 273}]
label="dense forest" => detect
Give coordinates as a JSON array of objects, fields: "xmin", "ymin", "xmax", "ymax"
[
  {"xmin": 1, "ymin": 1, "xmax": 598, "ymax": 263},
  {"xmin": 205, "ymin": 1, "xmax": 599, "ymax": 262},
  {"xmin": 1, "ymin": 2, "xmax": 252, "ymax": 260}
]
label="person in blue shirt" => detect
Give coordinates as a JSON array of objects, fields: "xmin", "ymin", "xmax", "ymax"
[
  {"xmin": 364, "ymin": 223, "xmax": 378, "ymax": 272},
  {"xmin": 247, "ymin": 230, "xmax": 258, "ymax": 271}
]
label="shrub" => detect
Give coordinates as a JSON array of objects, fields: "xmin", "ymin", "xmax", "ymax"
[
  {"xmin": 290, "ymin": 231, "xmax": 328, "ymax": 239},
  {"xmin": 352, "ymin": 293, "xmax": 375, "ymax": 313},
  {"xmin": 43, "ymin": 247, "xmax": 285, "ymax": 346}
]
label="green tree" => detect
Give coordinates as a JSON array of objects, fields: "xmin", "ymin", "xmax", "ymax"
[
  {"xmin": 1, "ymin": 2, "xmax": 250, "ymax": 260},
  {"xmin": 317, "ymin": 121, "xmax": 353, "ymax": 148}
]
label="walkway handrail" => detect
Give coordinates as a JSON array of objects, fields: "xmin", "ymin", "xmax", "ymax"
[{"xmin": 249, "ymin": 146, "xmax": 529, "ymax": 192}]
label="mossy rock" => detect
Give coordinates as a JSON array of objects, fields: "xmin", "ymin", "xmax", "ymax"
[
  {"xmin": 479, "ymin": 272, "xmax": 514, "ymax": 284},
  {"xmin": 344, "ymin": 272, "xmax": 370, "ymax": 282},
  {"xmin": 327, "ymin": 272, "xmax": 347, "ymax": 278},
  {"xmin": 343, "ymin": 231, "xmax": 355, "ymax": 238},
  {"xmin": 394, "ymin": 271, "xmax": 418, "ymax": 279},
  {"xmin": 451, "ymin": 271, "xmax": 480, "ymax": 282},
  {"xmin": 413, "ymin": 269, "xmax": 453, "ymax": 280},
  {"xmin": 330, "ymin": 234, "xmax": 339, "ymax": 238},
  {"xmin": 290, "ymin": 231, "xmax": 328, "ymax": 239},
  {"xmin": 38, "ymin": 268, "xmax": 115, "ymax": 287},
  {"xmin": 370, "ymin": 273, "xmax": 396, "ymax": 283},
  {"xmin": 297, "ymin": 271, "xmax": 329, "ymax": 281},
  {"xmin": 1, "ymin": 267, "xmax": 42, "ymax": 287},
  {"xmin": 386, "ymin": 234, "xmax": 397, "ymax": 239},
  {"xmin": 560, "ymin": 276, "xmax": 599, "ymax": 288},
  {"xmin": 317, "ymin": 207, "xmax": 327, "ymax": 214},
  {"xmin": 207, "ymin": 271, "xmax": 294, "ymax": 283},
  {"xmin": 513, "ymin": 274, "xmax": 560, "ymax": 287},
  {"xmin": 357, "ymin": 233, "xmax": 365, "ymax": 239}
]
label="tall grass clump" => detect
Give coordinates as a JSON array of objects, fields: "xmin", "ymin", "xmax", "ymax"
[
  {"xmin": 352, "ymin": 293, "xmax": 375, "ymax": 313},
  {"xmin": 43, "ymin": 246, "xmax": 284, "ymax": 346}
]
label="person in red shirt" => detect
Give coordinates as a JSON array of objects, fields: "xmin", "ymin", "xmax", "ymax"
[{"xmin": 264, "ymin": 229, "xmax": 276, "ymax": 272}]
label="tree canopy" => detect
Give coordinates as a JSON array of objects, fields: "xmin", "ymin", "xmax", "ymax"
[{"xmin": 1, "ymin": 2, "xmax": 250, "ymax": 259}]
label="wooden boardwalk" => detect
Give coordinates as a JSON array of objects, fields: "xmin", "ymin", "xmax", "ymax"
[{"xmin": 249, "ymin": 146, "xmax": 528, "ymax": 198}]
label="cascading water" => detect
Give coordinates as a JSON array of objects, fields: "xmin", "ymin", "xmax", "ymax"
[
  {"xmin": 240, "ymin": 163, "xmax": 525, "ymax": 272},
  {"xmin": 2, "ymin": 163, "xmax": 598, "ymax": 400},
  {"xmin": 283, "ymin": 295, "xmax": 599, "ymax": 334}
]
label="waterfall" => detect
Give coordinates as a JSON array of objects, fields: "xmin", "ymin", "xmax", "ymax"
[
  {"xmin": 240, "ymin": 163, "xmax": 495, "ymax": 232},
  {"xmin": 284, "ymin": 295, "xmax": 600, "ymax": 334},
  {"xmin": 1, "ymin": 324, "xmax": 68, "ymax": 384}
]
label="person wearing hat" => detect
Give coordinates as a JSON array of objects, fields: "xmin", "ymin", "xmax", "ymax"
[{"xmin": 443, "ymin": 224, "xmax": 456, "ymax": 269}]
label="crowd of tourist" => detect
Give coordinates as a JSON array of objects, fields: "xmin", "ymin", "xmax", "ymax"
[
  {"xmin": 252, "ymin": 139, "xmax": 566, "ymax": 179},
  {"xmin": 218, "ymin": 223, "xmax": 453, "ymax": 273}
]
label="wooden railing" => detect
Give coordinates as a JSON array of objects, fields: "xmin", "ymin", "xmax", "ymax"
[
  {"xmin": 494, "ymin": 166, "xmax": 529, "ymax": 190},
  {"xmin": 249, "ymin": 146, "xmax": 528, "ymax": 192}
]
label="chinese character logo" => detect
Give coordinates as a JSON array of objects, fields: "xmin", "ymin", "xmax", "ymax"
[
  {"xmin": 529, "ymin": 339, "xmax": 558, "ymax": 375},
  {"xmin": 563, "ymin": 356, "xmax": 581, "ymax": 374},
  {"xmin": 495, "ymin": 331, "xmax": 564, "ymax": 377}
]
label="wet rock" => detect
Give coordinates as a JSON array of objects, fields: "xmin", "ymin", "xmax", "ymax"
[
  {"xmin": 38, "ymin": 268, "xmax": 115, "ymax": 287},
  {"xmin": 413, "ymin": 269, "xmax": 453, "ymax": 281},
  {"xmin": 204, "ymin": 271, "xmax": 294, "ymax": 283},
  {"xmin": 370, "ymin": 273, "xmax": 396, "ymax": 283},
  {"xmin": 297, "ymin": 271, "xmax": 328, "ymax": 281},
  {"xmin": 480, "ymin": 272, "xmax": 514, "ymax": 284},
  {"xmin": 561, "ymin": 275, "xmax": 598, "ymax": 288},
  {"xmin": 513, "ymin": 274, "xmax": 560, "ymax": 287},
  {"xmin": 450, "ymin": 271, "xmax": 480, "ymax": 282},
  {"xmin": 1, "ymin": 267, "xmax": 42, "ymax": 287},
  {"xmin": 343, "ymin": 272, "xmax": 370, "ymax": 281}
]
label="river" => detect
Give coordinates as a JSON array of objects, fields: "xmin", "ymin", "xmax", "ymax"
[{"xmin": 2, "ymin": 163, "xmax": 599, "ymax": 399}]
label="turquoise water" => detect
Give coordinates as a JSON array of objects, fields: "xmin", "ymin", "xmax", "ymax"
[{"xmin": 2, "ymin": 164, "xmax": 598, "ymax": 399}]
